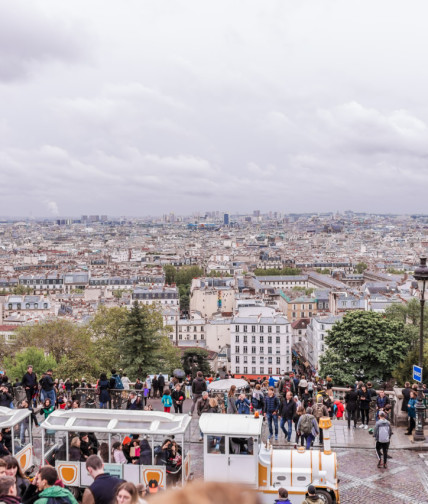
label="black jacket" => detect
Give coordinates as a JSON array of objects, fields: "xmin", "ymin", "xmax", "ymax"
[
  {"xmin": 40, "ymin": 375, "xmax": 54, "ymax": 392},
  {"xmin": 345, "ymin": 390, "xmax": 359, "ymax": 411},
  {"xmin": 279, "ymin": 399, "xmax": 297, "ymax": 420},
  {"xmin": 171, "ymin": 389, "xmax": 185, "ymax": 406},
  {"xmin": 22, "ymin": 372, "xmax": 38, "ymax": 389},
  {"xmin": 192, "ymin": 377, "xmax": 207, "ymax": 395},
  {"xmin": 158, "ymin": 375, "xmax": 165, "ymax": 388}
]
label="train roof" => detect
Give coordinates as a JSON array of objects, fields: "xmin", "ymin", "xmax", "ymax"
[
  {"xmin": 199, "ymin": 413, "xmax": 263, "ymax": 436},
  {"xmin": 41, "ymin": 409, "xmax": 191, "ymax": 436},
  {"xmin": 0, "ymin": 406, "xmax": 32, "ymax": 428}
]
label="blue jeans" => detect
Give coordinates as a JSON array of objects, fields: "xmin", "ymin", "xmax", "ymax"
[
  {"xmin": 304, "ymin": 433, "xmax": 314, "ymax": 450},
  {"xmin": 267, "ymin": 412, "xmax": 278, "ymax": 438},
  {"xmin": 45, "ymin": 390, "xmax": 56, "ymax": 405},
  {"xmin": 99, "ymin": 402, "xmax": 108, "ymax": 409},
  {"xmin": 280, "ymin": 418, "xmax": 293, "ymax": 441}
]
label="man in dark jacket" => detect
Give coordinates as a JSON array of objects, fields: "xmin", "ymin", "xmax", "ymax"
[
  {"xmin": 171, "ymin": 384, "xmax": 185, "ymax": 413},
  {"xmin": 279, "ymin": 391, "xmax": 296, "ymax": 442},
  {"xmin": 82, "ymin": 455, "xmax": 124, "ymax": 504},
  {"xmin": 0, "ymin": 386, "xmax": 12, "ymax": 408},
  {"xmin": 345, "ymin": 385, "xmax": 359, "ymax": 429},
  {"xmin": 196, "ymin": 391, "xmax": 211, "ymax": 441},
  {"xmin": 401, "ymin": 382, "xmax": 412, "ymax": 413},
  {"xmin": 40, "ymin": 370, "xmax": 55, "ymax": 406},
  {"xmin": 190, "ymin": 371, "xmax": 207, "ymax": 416},
  {"xmin": 22, "ymin": 365, "xmax": 38, "ymax": 406},
  {"xmin": 157, "ymin": 374, "xmax": 165, "ymax": 394},
  {"xmin": 264, "ymin": 387, "xmax": 280, "ymax": 441}
]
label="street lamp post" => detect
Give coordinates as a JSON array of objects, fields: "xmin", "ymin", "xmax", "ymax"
[{"xmin": 412, "ymin": 257, "xmax": 428, "ymax": 442}]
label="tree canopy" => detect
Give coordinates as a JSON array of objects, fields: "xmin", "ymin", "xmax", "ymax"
[
  {"xmin": 319, "ymin": 311, "xmax": 410, "ymax": 385},
  {"xmin": 354, "ymin": 262, "xmax": 368, "ymax": 274},
  {"xmin": 182, "ymin": 348, "xmax": 211, "ymax": 377},
  {"xmin": 253, "ymin": 267, "xmax": 302, "ymax": 276},
  {"xmin": 3, "ymin": 347, "xmax": 57, "ymax": 381}
]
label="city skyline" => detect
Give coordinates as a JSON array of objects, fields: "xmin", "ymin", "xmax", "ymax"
[{"xmin": 2, "ymin": 1, "xmax": 428, "ymax": 216}]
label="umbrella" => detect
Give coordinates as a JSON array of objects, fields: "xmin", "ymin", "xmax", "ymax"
[
  {"xmin": 173, "ymin": 369, "xmax": 186, "ymax": 379},
  {"xmin": 208, "ymin": 378, "xmax": 249, "ymax": 393}
]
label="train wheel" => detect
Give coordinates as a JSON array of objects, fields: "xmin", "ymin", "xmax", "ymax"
[{"xmin": 316, "ymin": 490, "xmax": 333, "ymax": 504}]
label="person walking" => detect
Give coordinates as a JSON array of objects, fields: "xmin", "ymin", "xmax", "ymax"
[
  {"xmin": 279, "ymin": 391, "xmax": 296, "ymax": 443},
  {"xmin": 227, "ymin": 385, "xmax": 238, "ymax": 414},
  {"xmin": 197, "ymin": 391, "xmax": 211, "ymax": 441},
  {"xmin": 312, "ymin": 396, "xmax": 328, "ymax": 445},
  {"xmin": 264, "ymin": 387, "xmax": 280, "ymax": 442},
  {"xmin": 297, "ymin": 407, "xmax": 319, "ymax": 450},
  {"xmin": 374, "ymin": 411, "xmax": 392, "ymax": 469},
  {"xmin": 39, "ymin": 370, "xmax": 56, "ymax": 407},
  {"xmin": 161, "ymin": 389, "xmax": 172, "ymax": 413},
  {"xmin": 189, "ymin": 371, "xmax": 207, "ymax": 416},
  {"xmin": 345, "ymin": 385, "xmax": 358, "ymax": 429},
  {"xmin": 405, "ymin": 390, "xmax": 417, "ymax": 435}
]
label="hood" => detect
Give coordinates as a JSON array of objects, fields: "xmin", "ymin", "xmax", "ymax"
[{"xmin": 40, "ymin": 486, "xmax": 72, "ymax": 498}]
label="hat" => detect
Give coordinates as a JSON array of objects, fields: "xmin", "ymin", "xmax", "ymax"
[
  {"xmin": 122, "ymin": 436, "xmax": 132, "ymax": 445},
  {"xmin": 308, "ymin": 485, "xmax": 316, "ymax": 495},
  {"xmin": 148, "ymin": 479, "xmax": 159, "ymax": 493}
]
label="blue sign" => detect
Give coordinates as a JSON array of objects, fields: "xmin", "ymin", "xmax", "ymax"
[{"xmin": 413, "ymin": 364, "xmax": 423, "ymax": 383}]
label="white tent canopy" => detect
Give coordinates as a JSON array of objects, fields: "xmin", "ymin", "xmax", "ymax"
[
  {"xmin": 207, "ymin": 378, "xmax": 249, "ymax": 393},
  {"xmin": 199, "ymin": 413, "xmax": 263, "ymax": 436}
]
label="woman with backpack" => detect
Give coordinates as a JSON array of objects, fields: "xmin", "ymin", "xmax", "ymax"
[{"xmin": 297, "ymin": 407, "xmax": 319, "ymax": 450}]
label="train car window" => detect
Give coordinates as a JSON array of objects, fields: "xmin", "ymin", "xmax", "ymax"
[
  {"xmin": 207, "ymin": 436, "xmax": 225, "ymax": 454},
  {"xmin": 229, "ymin": 437, "xmax": 254, "ymax": 455}
]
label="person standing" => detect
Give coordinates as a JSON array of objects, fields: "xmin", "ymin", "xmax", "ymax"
[
  {"xmin": 302, "ymin": 485, "xmax": 324, "ymax": 504},
  {"xmin": 22, "ymin": 365, "xmax": 38, "ymax": 407},
  {"xmin": 151, "ymin": 376, "xmax": 158, "ymax": 399},
  {"xmin": 374, "ymin": 411, "xmax": 392, "ymax": 469},
  {"xmin": 161, "ymin": 389, "xmax": 172, "ymax": 413},
  {"xmin": 375, "ymin": 389, "xmax": 390, "ymax": 420},
  {"xmin": 279, "ymin": 391, "xmax": 296, "ymax": 443},
  {"xmin": 40, "ymin": 370, "xmax": 56, "ymax": 407},
  {"xmin": 184, "ymin": 375, "xmax": 192, "ymax": 399},
  {"xmin": 121, "ymin": 374, "xmax": 130, "ymax": 390},
  {"xmin": 405, "ymin": 390, "xmax": 417, "ymax": 435},
  {"xmin": 157, "ymin": 374, "xmax": 165, "ymax": 396},
  {"xmin": 82, "ymin": 455, "xmax": 124, "ymax": 504},
  {"xmin": 189, "ymin": 371, "xmax": 207, "ymax": 416},
  {"xmin": 401, "ymin": 382, "xmax": 412, "ymax": 414},
  {"xmin": 34, "ymin": 466, "xmax": 79, "ymax": 504},
  {"xmin": 235, "ymin": 394, "xmax": 250, "ymax": 414},
  {"xmin": 97, "ymin": 373, "xmax": 111, "ymax": 410},
  {"xmin": 197, "ymin": 391, "xmax": 211, "ymax": 441},
  {"xmin": 275, "ymin": 487, "xmax": 292, "ymax": 504},
  {"xmin": 345, "ymin": 385, "xmax": 358, "ymax": 429},
  {"xmin": 358, "ymin": 385, "xmax": 371, "ymax": 429},
  {"xmin": 264, "ymin": 387, "xmax": 280, "ymax": 442},
  {"xmin": 145, "ymin": 375, "xmax": 152, "ymax": 398},
  {"xmin": 171, "ymin": 384, "xmax": 185, "ymax": 413}
]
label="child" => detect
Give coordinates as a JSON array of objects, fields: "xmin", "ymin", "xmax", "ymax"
[
  {"xmin": 334, "ymin": 396, "xmax": 345, "ymax": 420},
  {"xmin": 161, "ymin": 389, "xmax": 173, "ymax": 413}
]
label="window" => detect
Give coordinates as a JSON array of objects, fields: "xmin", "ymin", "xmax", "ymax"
[
  {"xmin": 309, "ymin": 304, "xmax": 312, "ymax": 309},
  {"xmin": 243, "ymin": 335, "xmax": 247, "ymax": 343},
  {"xmin": 235, "ymin": 346, "xmax": 239, "ymax": 353},
  {"xmin": 235, "ymin": 335, "xmax": 239, "ymax": 343},
  {"xmin": 260, "ymin": 335, "xmax": 264, "ymax": 343},
  {"xmin": 276, "ymin": 326, "xmax": 280, "ymax": 333},
  {"xmin": 236, "ymin": 367, "xmax": 240, "ymax": 374},
  {"xmin": 309, "ymin": 312, "xmax": 312, "ymax": 317},
  {"xmin": 301, "ymin": 312, "xmax": 304, "ymax": 318},
  {"xmin": 243, "ymin": 346, "xmax": 248, "ymax": 353},
  {"xmin": 201, "ymin": 334, "xmax": 204, "ymax": 340},
  {"xmin": 321, "ymin": 334, "xmax": 324, "ymax": 341},
  {"xmin": 243, "ymin": 356, "xmax": 248, "ymax": 363},
  {"xmin": 243, "ymin": 367, "xmax": 248, "ymax": 374},
  {"xmin": 276, "ymin": 368, "xmax": 281, "ymax": 374},
  {"xmin": 260, "ymin": 347, "xmax": 264, "ymax": 354},
  {"xmin": 252, "ymin": 367, "xmax": 256, "ymax": 374},
  {"xmin": 252, "ymin": 356, "xmax": 256, "ymax": 364},
  {"xmin": 251, "ymin": 335, "xmax": 256, "ymax": 343},
  {"xmin": 268, "ymin": 357, "xmax": 273, "ymax": 364},
  {"xmin": 276, "ymin": 347, "xmax": 280, "ymax": 354},
  {"xmin": 260, "ymin": 326, "xmax": 264, "ymax": 333},
  {"xmin": 243, "ymin": 325, "xmax": 247, "ymax": 333},
  {"xmin": 321, "ymin": 344, "xmax": 325, "ymax": 352},
  {"xmin": 251, "ymin": 346, "xmax": 256, "ymax": 354},
  {"xmin": 43, "ymin": 303, "xmax": 48, "ymax": 309},
  {"xmin": 321, "ymin": 324, "xmax": 325, "ymax": 330},
  {"xmin": 235, "ymin": 356, "xmax": 240, "ymax": 363},
  {"xmin": 292, "ymin": 312, "xmax": 296, "ymax": 318},
  {"xmin": 260, "ymin": 356, "xmax": 264, "ymax": 364},
  {"xmin": 207, "ymin": 436, "xmax": 225, "ymax": 454},
  {"xmin": 268, "ymin": 326, "xmax": 272, "ymax": 333},
  {"xmin": 299, "ymin": 336, "xmax": 302, "ymax": 341},
  {"xmin": 298, "ymin": 330, "xmax": 302, "ymax": 335},
  {"xmin": 201, "ymin": 326, "xmax": 204, "ymax": 332},
  {"xmin": 276, "ymin": 357, "xmax": 281, "ymax": 364},
  {"xmin": 268, "ymin": 336, "xmax": 272, "ymax": 343},
  {"xmin": 179, "ymin": 334, "xmax": 182, "ymax": 340},
  {"xmin": 26, "ymin": 303, "xmax": 30, "ymax": 309},
  {"xmin": 293, "ymin": 304, "xmax": 296, "ymax": 310},
  {"xmin": 286, "ymin": 336, "xmax": 289, "ymax": 344},
  {"xmin": 268, "ymin": 347, "xmax": 272, "ymax": 354},
  {"xmin": 193, "ymin": 334, "xmax": 197, "ymax": 340},
  {"xmin": 276, "ymin": 336, "xmax": 280, "ymax": 344},
  {"xmin": 268, "ymin": 367, "xmax": 272, "ymax": 374},
  {"xmin": 252, "ymin": 325, "xmax": 256, "ymax": 332},
  {"xmin": 235, "ymin": 325, "xmax": 240, "ymax": 332},
  {"xmin": 260, "ymin": 366, "xmax": 264, "ymax": 374}
]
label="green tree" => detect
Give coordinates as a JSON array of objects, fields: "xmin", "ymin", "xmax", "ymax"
[
  {"xmin": 319, "ymin": 311, "xmax": 410, "ymax": 384},
  {"xmin": 89, "ymin": 306, "xmax": 128, "ymax": 371},
  {"xmin": 253, "ymin": 267, "xmax": 302, "ymax": 276},
  {"xmin": 354, "ymin": 262, "xmax": 368, "ymax": 274},
  {"xmin": 163, "ymin": 265, "xmax": 176, "ymax": 285},
  {"xmin": 175, "ymin": 266, "xmax": 204, "ymax": 286},
  {"xmin": 3, "ymin": 347, "xmax": 57, "ymax": 381},
  {"xmin": 120, "ymin": 301, "xmax": 163, "ymax": 377},
  {"xmin": 318, "ymin": 349, "xmax": 355, "ymax": 386},
  {"xmin": 155, "ymin": 336, "xmax": 181, "ymax": 376},
  {"xmin": 393, "ymin": 347, "xmax": 428, "ymax": 386},
  {"xmin": 182, "ymin": 348, "xmax": 211, "ymax": 377},
  {"xmin": 12, "ymin": 285, "xmax": 33, "ymax": 295}
]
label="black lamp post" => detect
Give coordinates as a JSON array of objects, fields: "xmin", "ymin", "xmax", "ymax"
[{"xmin": 412, "ymin": 257, "xmax": 428, "ymax": 442}]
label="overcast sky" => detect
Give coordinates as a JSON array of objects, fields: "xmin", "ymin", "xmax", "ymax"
[{"xmin": 1, "ymin": 0, "xmax": 428, "ymax": 217}]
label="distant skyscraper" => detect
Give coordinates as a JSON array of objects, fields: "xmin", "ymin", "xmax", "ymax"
[
  {"xmin": 253, "ymin": 210, "xmax": 260, "ymax": 218},
  {"xmin": 224, "ymin": 213, "xmax": 230, "ymax": 226},
  {"xmin": 100, "ymin": 215, "xmax": 108, "ymax": 222}
]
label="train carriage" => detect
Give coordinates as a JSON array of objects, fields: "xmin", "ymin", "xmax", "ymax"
[{"xmin": 0, "ymin": 406, "xmax": 34, "ymax": 473}]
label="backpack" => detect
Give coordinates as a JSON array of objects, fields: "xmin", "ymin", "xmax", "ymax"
[
  {"xmin": 378, "ymin": 422, "xmax": 390, "ymax": 443},
  {"xmin": 299, "ymin": 414, "xmax": 313, "ymax": 435},
  {"xmin": 113, "ymin": 375, "xmax": 124, "ymax": 390},
  {"xmin": 251, "ymin": 395, "xmax": 262, "ymax": 410},
  {"xmin": 46, "ymin": 497, "xmax": 73, "ymax": 504},
  {"xmin": 281, "ymin": 380, "xmax": 291, "ymax": 396},
  {"xmin": 313, "ymin": 403, "xmax": 325, "ymax": 419}
]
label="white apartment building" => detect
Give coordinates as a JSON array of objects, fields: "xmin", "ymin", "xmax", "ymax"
[
  {"xmin": 306, "ymin": 315, "xmax": 342, "ymax": 368},
  {"xmin": 230, "ymin": 306, "xmax": 291, "ymax": 376},
  {"xmin": 132, "ymin": 286, "xmax": 179, "ymax": 307}
]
